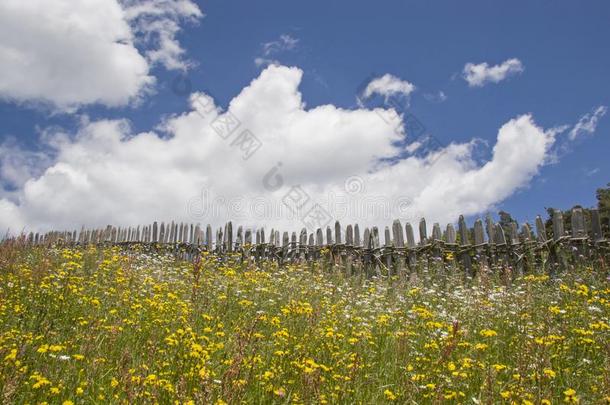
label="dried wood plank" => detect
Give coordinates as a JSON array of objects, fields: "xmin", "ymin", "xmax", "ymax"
[
  {"xmin": 419, "ymin": 218, "xmax": 427, "ymax": 245},
  {"xmin": 335, "ymin": 221, "xmax": 342, "ymax": 244},
  {"xmin": 571, "ymin": 208, "xmax": 586, "ymax": 238},
  {"xmin": 552, "ymin": 209, "xmax": 564, "ymax": 241},
  {"xmin": 226, "ymin": 221, "xmax": 233, "ymax": 252},
  {"xmin": 535, "ymin": 215, "xmax": 547, "ymax": 242},
  {"xmin": 591, "ymin": 209, "xmax": 604, "ymax": 241},
  {"xmin": 432, "ymin": 223, "xmax": 442, "ymax": 241},
  {"xmin": 206, "ymin": 224, "xmax": 212, "ymax": 249}
]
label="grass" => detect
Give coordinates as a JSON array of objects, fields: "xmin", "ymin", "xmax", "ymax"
[{"xmin": 0, "ymin": 243, "xmax": 609, "ymax": 404}]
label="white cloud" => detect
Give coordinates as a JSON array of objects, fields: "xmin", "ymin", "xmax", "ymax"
[
  {"xmin": 254, "ymin": 57, "xmax": 281, "ymax": 68},
  {"xmin": 122, "ymin": 0, "xmax": 203, "ymax": 71},
  {"xmin": 0, "ymin": 65, "xmax": 556, "ymax": 234},
  {"xmin": 255, "ymin": 34, "xmax": 299, "ymax": 67},
  {"xmin": 585, "ymin": 168, "xmax": 599, "ymax": 177},
  {"xmin": 463, "ymin": 58, "xmax": 524, "ymax": 87},
  {"xmin": 361, "ymin": 74, "xmax": 416, "ymax": 102},
  {"xmin": 568, "ymin": 105, "xmax": 607, "ymax": 140},
  {"xmin": 423, "ymin": 91, "xmax": 447, "ymax": 103},
  {"xmin": 262, "ymin": 34, "xmax": 299, "ymax": 56},
  {"xmin": 0, "ymin": 138, "xmax": 54, "ymax": 199},
  {"xmin": 0, "ymin": 0, "xmax": 202, "ymax": 111}
]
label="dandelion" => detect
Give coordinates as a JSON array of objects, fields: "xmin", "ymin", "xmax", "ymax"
[
  {"xmin": 564, "ymin": 388, "xmax": 579, "ymax": 403},
  {"xmin": 543, "ymin": 368, "xmax": 556, "ymax": 378},
  {"xmin": 384, "ymin": 389, "xmax": 397, "ymax": 401},
  {"xmin": 479, "ymin": 329, "xmax": 497, "ymax": 337}
]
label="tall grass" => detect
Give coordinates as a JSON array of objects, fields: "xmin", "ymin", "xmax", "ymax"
[{"xmin": 0, "ymin": 244, "xmax": 608, "ymax": 404}]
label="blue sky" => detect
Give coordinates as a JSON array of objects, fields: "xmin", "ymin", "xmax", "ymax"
[{"xmin": 0, "ymin": 0, "xmax": 608, "ymax": 232}]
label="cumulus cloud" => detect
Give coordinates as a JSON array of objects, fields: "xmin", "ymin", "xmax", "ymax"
[
  {"xmin": 0, "ymin": 138, "xmax": 54, "ymax": 199},
  {"xmin": 361, "ymin": 74, "xmax": 416, "ymax": 102},
  {"xmin": 0, "ymin": 0, "xmax": 202, "ymax": 111},
  {"xmin": 0, "ymin": 65, "xmax": 556, "ymax": 234},
  {"xmin": 122, "ymin": 0, "xmax": 203, "ymax": 71},
  {"xmin": 463, "ymin": 58, "xmax": 524, "ymax": 87},
  {"xmin": 568, "ymin": 105, "xmax": 607, "ymax": 140}
]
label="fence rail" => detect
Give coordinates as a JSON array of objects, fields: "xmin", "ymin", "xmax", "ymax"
[{"xmin": 6, "ymin": 207, "xmax": 610, "ymax": 275}]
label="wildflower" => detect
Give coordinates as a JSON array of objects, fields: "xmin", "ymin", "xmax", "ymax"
[
  {"xmin": 444, "ymin": 391, "xmax": 457, "ymax": 399},
  {"xmin": 384, "ymin": 389, "xmax": 397, "ymax": 401},
  {"xmin": 479, "ymin": 329, "xmax": 497, "ymax": 337},
  {"xmin": 4, "ymin": 349, "xmax": 17, "ymax": 361},
  {"xmin": 543, "ymin": 368, "xmax": 556, "ymax": 378},
  {"xmin": 564, "ymin": 388, "xmax": 579, "ymax": 403}
]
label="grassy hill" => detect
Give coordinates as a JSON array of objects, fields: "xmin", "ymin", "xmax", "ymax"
[{"xmin": 0, "ymin": 243, "xmax": 609, "ymax": 404}]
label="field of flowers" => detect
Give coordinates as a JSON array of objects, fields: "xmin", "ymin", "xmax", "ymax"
[{"xmin": 0, "ymin": 243, "xmax": 609, "ymax": 404}]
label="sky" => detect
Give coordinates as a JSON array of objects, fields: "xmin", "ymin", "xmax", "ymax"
[{"xmin": 0, "ymin": 0, "xmax": 608, "ymax": 235}]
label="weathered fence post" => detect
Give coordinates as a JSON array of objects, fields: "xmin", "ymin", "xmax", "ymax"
[{"xmin": 458, "ymin": 215, "xmax": 473, "ymax": 277}]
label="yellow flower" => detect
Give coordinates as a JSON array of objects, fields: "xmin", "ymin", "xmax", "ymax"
[
  {"xmin": 384, "ymin": 389, "xmax": 397, "ymax": 401},
  {"xmin": 444, "ymin": 391, "xmax": 457, "ymax": 400},
  {"xmin": 4, "ymin": 349, "xmax": 17, "ymax": 361},
  {"xmin": 63, "ymin": 401, "xmax": 74, "ymax": 405},
  {"xmin": 543, "ymin": 368, "xmax": 556, "ymax": 378},
  {"xmin": 479, "ymin": 329, "xmax": 497, "ymax": 337},
  {"xmin": 564, "ymin": 388, "xmax": 579, "ymax": 403}
]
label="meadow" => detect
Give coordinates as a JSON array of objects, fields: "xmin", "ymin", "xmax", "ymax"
[{"xmin": 0, "ymin": 243, "xmax": 608, "ymax": 404}]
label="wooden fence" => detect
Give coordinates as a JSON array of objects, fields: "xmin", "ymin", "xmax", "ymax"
[{"xmin": 8, "ymin": 207, "xmax": 610, "ymax": 275}]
